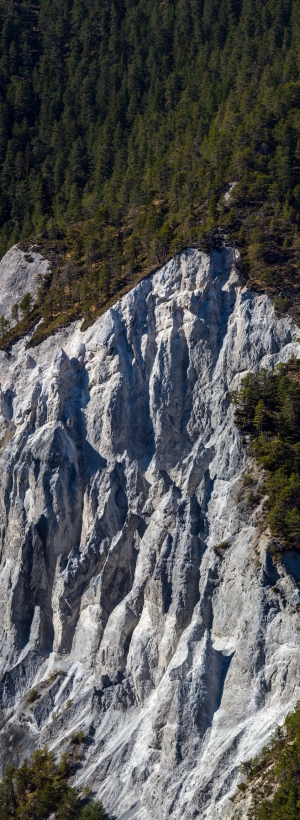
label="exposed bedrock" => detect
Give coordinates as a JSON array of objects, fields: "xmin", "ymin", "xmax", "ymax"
[
  {"xmin": 0, "ymin": 246, "xmax": 299, "ymax": 819},
  {"xmin": 0, "ymin": 244, "xmax": 50, "ymax": 321}
]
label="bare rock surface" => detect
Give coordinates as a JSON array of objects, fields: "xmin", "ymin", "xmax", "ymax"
[
  {"xmin": 0, "ymin": 244, "xmax": 49, "ymax": 321},
  {"xmin": 0, "ymin": 247, "xmax": 299, "ymax": 819}
]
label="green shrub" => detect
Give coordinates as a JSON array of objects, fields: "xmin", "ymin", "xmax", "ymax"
[
  {"xmin": 27, "ymin": 689, "xmax": 39, "ymax": 704},
  {"xmin": 47, "ymin": 669, "xmax": 64, "ymax": 683},
  {"xmin": 71, "ymin": 731, "xmax": 85, "ymax": 746},
  {"xmin": 243, "ymin": 474, "xmax": 254, "ymax": 487}
]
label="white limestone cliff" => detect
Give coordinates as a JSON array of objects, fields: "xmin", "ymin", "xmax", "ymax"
[
  {"xmin": 0, "ymin": 245, "xmax": 299, "ymax": 820},
  {"xmin": 0, "ymin": 244, "xmax": 49, "ymax": 321}
]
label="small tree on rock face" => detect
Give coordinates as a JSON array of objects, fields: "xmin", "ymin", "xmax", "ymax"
[
  {"xmin": 11, "ymin": 303, "xmax": 19, "ymax": 324},
  {"xmin": 19, "ymin": 292, "xmax": 32, "ymax": 320},
  {"xmin": 0, "ymin": 314, "xmax": 10, "ymax": 341},
  {"xmin": 253, "ymin": 399, "xmax": 268, "ymax": 433}
]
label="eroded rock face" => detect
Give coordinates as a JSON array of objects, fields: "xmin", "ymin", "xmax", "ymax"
[
  {"xmin": 0, "ymin": 245, "xmax": 49, "ymax": 321},
  {"xmin": 0, "ymin": 247, "xmax": 300, "ymax": 820}
]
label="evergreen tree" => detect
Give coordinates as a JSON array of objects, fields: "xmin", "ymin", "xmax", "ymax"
[{"xmin": 0, "ymin": 749, "xmax": 109, "ymax": 820}]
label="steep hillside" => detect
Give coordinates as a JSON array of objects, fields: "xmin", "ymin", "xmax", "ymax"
[
  {"xmin": 230, "ymin": 701, "xmax": 300, "ymax": 819},
  {"xmin": 0, "ymin": 247, "xmax": 300, "ymax": 819},
  {"xmin": 1, "ymin": 1, "xmax": 300, "ymax": 816},
  {"xmin": 1, "ymin": 0, "xmax": 300, "ymax": 339}
]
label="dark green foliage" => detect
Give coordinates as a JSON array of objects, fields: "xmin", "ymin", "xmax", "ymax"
[
  {"xmin": 0, "ymin": 749, "xmax": 109, "ymax": 820},
  {"xmin": 27, "ymin": 688, "xmax": 39, "ymax": 703},
  {"xmin": 232, "ymin": 702, "xmax": 300, "ymax": 819},
  {"xmin": 11, "ymin": 303, "xmax": 19, "ymax": 323},
  {"xmin": 1, "ymin": 0, "xmax": 300, "ymax": 341},
  {"xmin": 231, "ymin": 357, "xmax": 300, "ymax": 547},
  {"xmin": 79, "ymin": 805, "xmax": 108, "ymax": 820},
  {"xmin": 19, "ymin": 291, "xmax": 33, "ymax": 319},
  {"xmin": 0, "ymin": 313, "xmax": 10, "ymax": 341}
]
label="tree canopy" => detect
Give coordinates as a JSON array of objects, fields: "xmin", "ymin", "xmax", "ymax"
[
  {"xmin": 231, "ymin": 358, "xmax": 300, "ymax": 548},
  {"xmin": 0, "ymin": 749, "xmax": 108, "ymax": 820},
  {"xmin": 1, "ymin": 0, "xmax": 300, "ymax": 341}
]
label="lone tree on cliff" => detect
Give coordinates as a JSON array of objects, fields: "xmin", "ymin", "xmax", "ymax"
[
  {"xmin": 19, "ymin": 292, "xmax": 33, "ymax": 320},
  {"xmin": 0, "ymin": 314, "xmax": 9, "ymax": 341}
]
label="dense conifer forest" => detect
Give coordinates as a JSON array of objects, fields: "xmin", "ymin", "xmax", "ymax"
[
  {"xmin": 1, "ymin": 0, "xmax": 300, "ymax": 341},
  {"xmin": 231, "ymin": 358, "xmax": 300, "ymax": 549},
  {"xmin": 0, "ymin": 749, "xmax": 108, "ymax": 819}
]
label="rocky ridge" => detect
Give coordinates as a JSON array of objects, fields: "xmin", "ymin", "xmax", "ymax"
[{"xmin": 0, "ymin": 246, "xmax": 299, "ymax": 819}]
